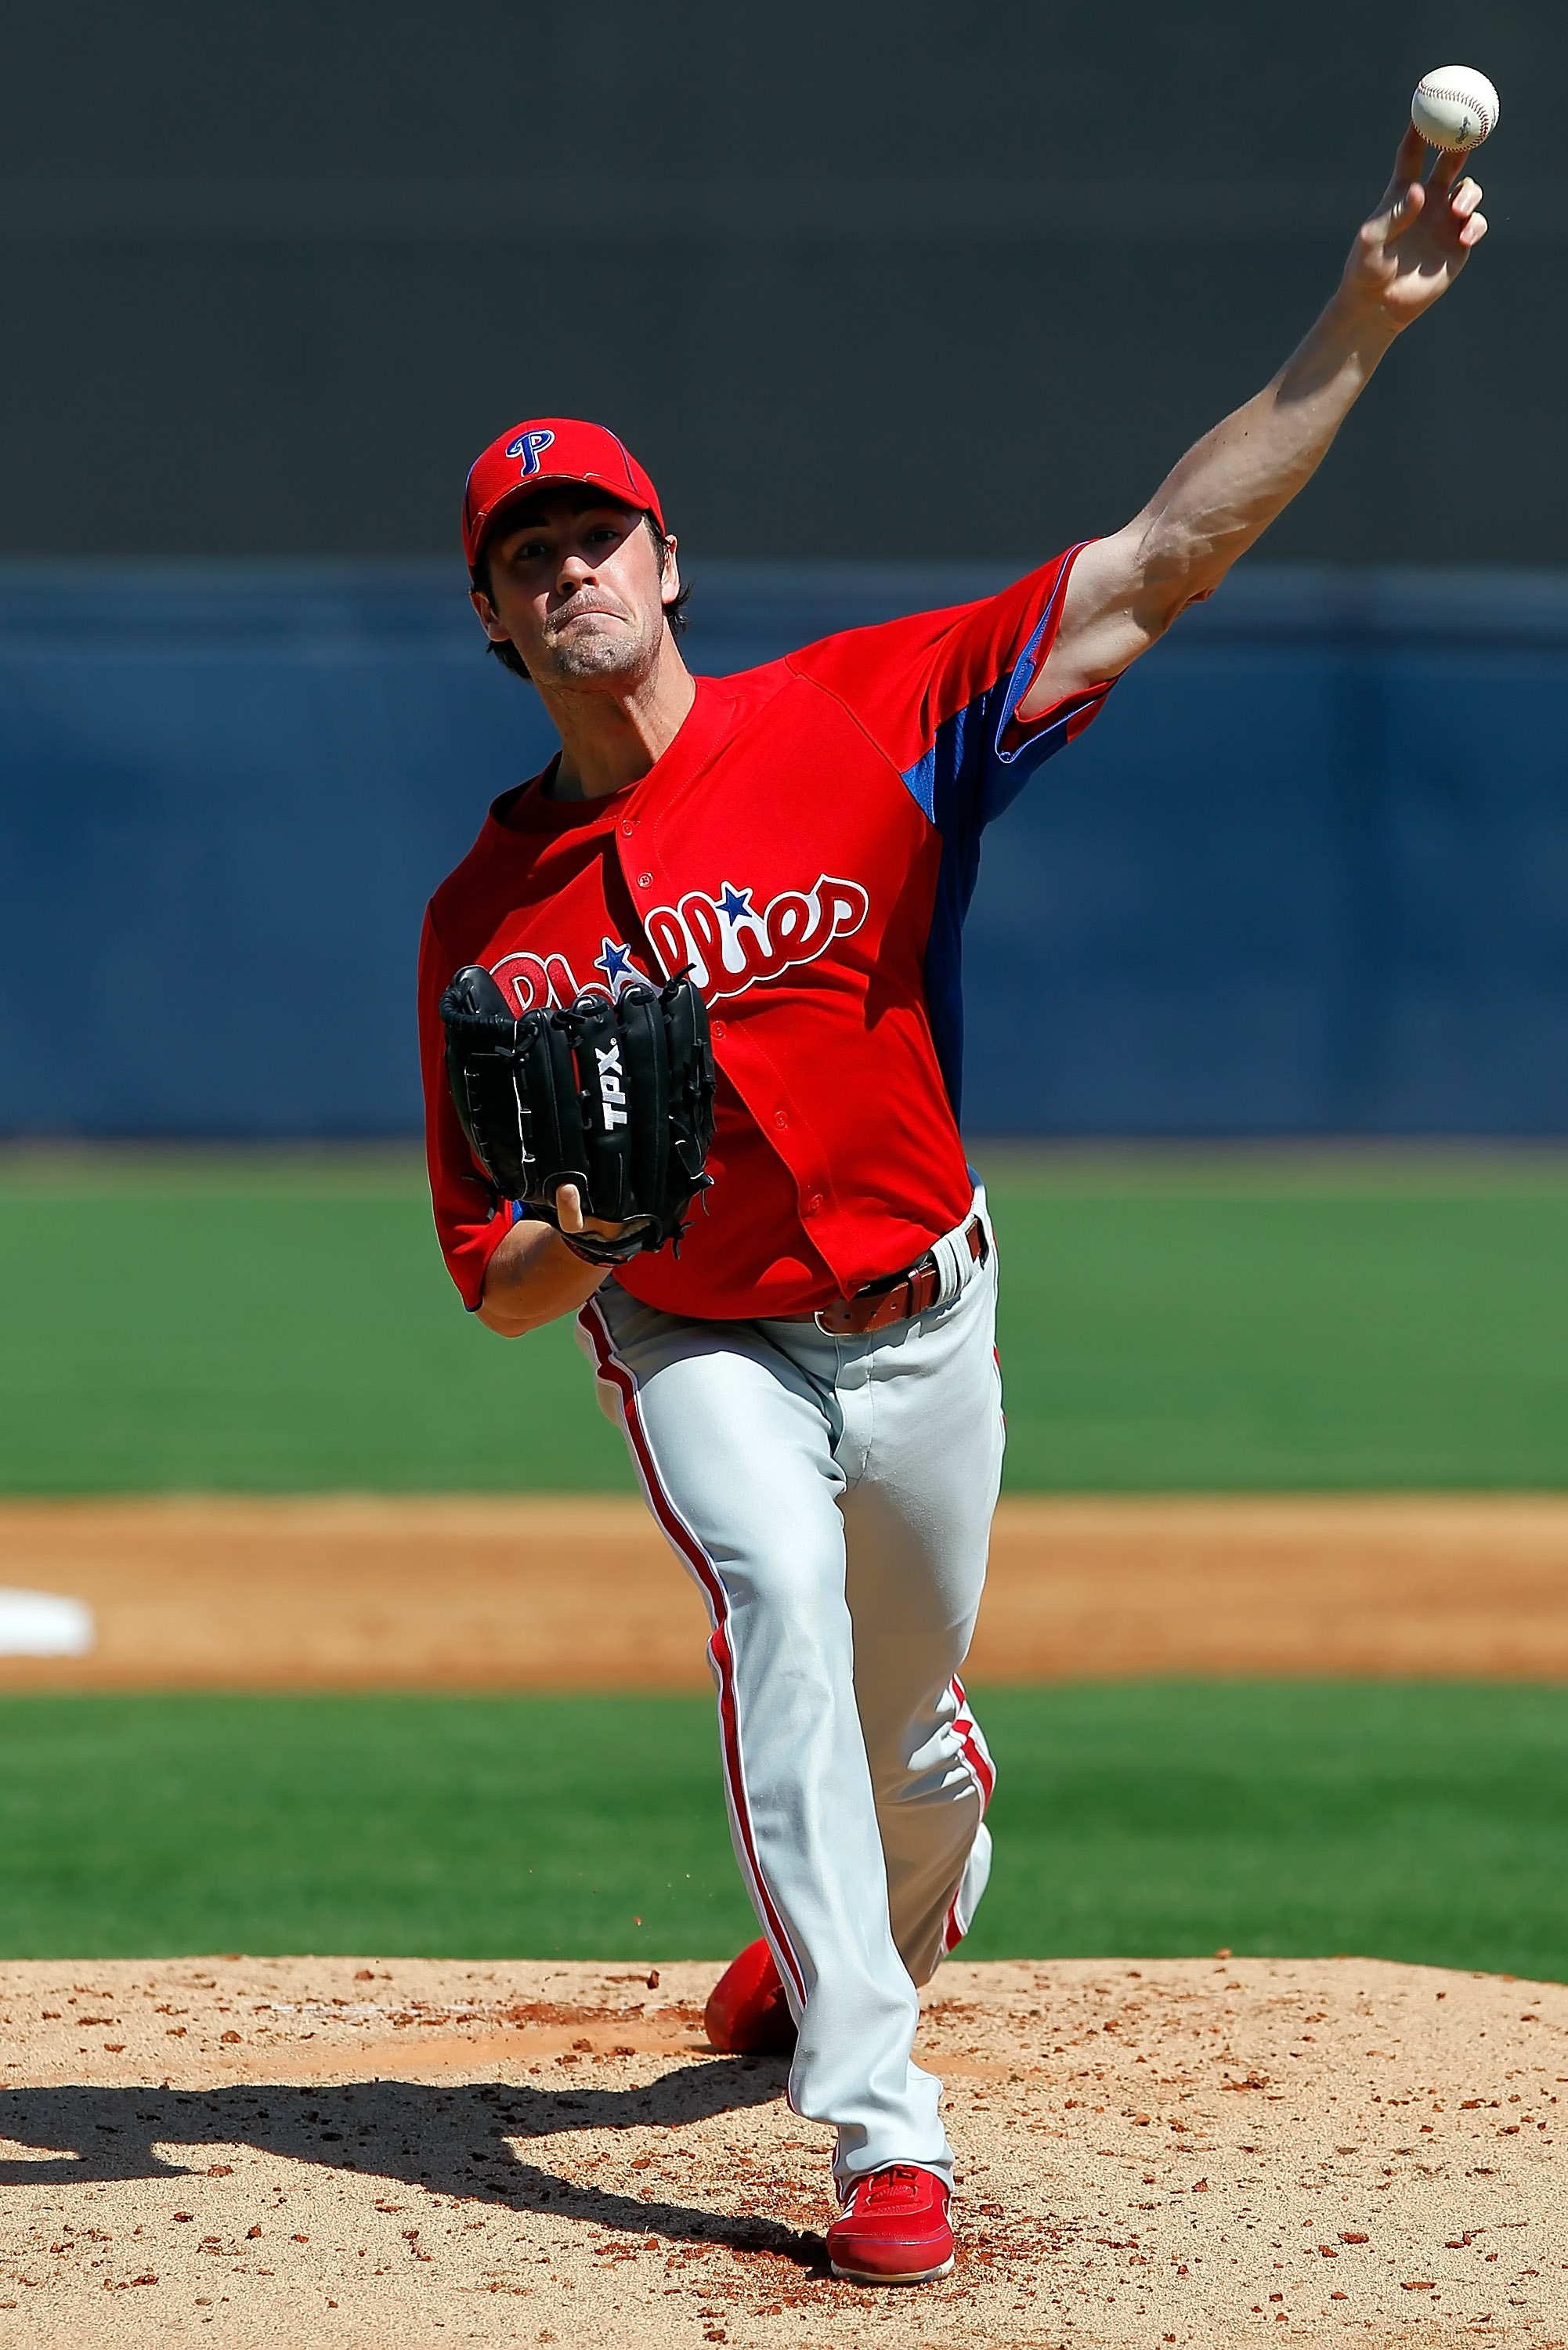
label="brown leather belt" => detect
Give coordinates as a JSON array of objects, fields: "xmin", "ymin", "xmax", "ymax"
[{"xmin": 809, "ymin": 1215, "xmax": 988, "ymax": 1338}]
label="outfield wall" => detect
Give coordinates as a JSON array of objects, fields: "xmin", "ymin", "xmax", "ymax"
[{"xmin": 3, "ymin": 560, "xmax": 1567, "ymax": 1137}]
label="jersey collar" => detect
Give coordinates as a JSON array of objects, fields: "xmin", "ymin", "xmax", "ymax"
[{"xmin": 488, "ymin": 675, "xmax": 735, "ymax": 839}]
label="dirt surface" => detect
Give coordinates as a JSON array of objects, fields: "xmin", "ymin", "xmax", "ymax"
[
  {"xmin": 4, "ymin": 1495, "xmax": 1568, "ymax": 1690},
  {"xmin": 0, "ymin": 1955, "xmax": 1563, "ymax": 2348}
]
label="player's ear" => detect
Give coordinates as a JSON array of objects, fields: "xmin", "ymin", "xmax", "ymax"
[
  {"xmin": 659, "ymin": 533, "xmax": 681, "ymax": 609},
  {"xmin": 470, "ymin": 585, "xmax": 511, "ymax": 644}
]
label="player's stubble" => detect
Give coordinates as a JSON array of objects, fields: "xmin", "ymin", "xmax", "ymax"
[{"xmin": 532, "ymin": 584, "xmax": 664, "ymax": 695}]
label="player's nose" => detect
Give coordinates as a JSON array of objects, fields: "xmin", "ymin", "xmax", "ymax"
[{"xmin": 555, "ymin": 548, "xmax": 598, "ymax": 591}]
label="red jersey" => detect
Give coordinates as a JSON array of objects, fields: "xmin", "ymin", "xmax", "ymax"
[{"xmin": 420, "ymin": 551, "xmax": 1111, "ymax": 1319}]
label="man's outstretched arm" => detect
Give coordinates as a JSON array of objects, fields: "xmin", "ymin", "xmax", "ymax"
[{"xmin": 1024, "ymin": 125, "xmax": 1490, "ymax": 714}]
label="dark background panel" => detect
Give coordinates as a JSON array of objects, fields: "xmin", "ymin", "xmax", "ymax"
[
  {"xmin": 0, "ymin": 0, "xmax": 1555, "ymax": 559},
  {"xmin": 1, "ymin": 4, "xmax": 1545, "ymax": 186}
]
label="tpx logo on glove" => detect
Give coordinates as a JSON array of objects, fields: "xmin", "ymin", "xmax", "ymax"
[{"xmin": 596, "ymin": 1039, "xmax": 628, "ymax": 1130}]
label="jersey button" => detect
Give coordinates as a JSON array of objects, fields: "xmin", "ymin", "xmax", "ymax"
[
  {"xmin": 620, "ymin": 817, "xmax": 637, "ymax": 835},
  {"xmin": 638, "ymin": 872, "xmax": 653, "ymax": 888},
  {"xmin": 711, "ymin": 1020, "xmax": 726, "ymax": 1039},
  {"xmin": 774, "ymin": 1111, "xmax": 789, "ymax": 1129},
  {"xmin": 804, "ymin": 1193, "xmax": 823, "ymax": 1217}
]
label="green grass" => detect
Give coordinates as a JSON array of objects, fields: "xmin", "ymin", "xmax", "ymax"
[
  {"xmin": 4, "ymin": 1684, "xmax": 1567, "ymax": 1979},
  {"xmin": 0, "ymin": 1151, "xmax": 623, "ymax": 1493},
  {"xmin": 985, "ymin": 1154, "xmax": 1568, "ymax": 1488},
  {"xmin": 0, "ymin": 1691, "xmax": 742, "ymax": 1961},
  {"xmin": 4, "ymin": 1145, "xmax": 1568, "ymax": 1491}
]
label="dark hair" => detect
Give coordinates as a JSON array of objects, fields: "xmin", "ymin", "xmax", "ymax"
[{"xmin": 474, "ymin": 509, "xmax": 692, "ymax": 683}]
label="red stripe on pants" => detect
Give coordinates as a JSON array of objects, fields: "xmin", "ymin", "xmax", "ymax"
[{"xmin": 578, "ymin": 1296, "xmax": 808, "ymax": 2008}]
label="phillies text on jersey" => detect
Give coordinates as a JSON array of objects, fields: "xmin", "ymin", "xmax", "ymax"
[{"xmin": 488, "ymin": 870, "xmax": 869, "ymax": 1015}]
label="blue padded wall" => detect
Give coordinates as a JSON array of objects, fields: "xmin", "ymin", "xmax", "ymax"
[{"xmin": 2, "ymin": 559, "xmax": 1566, "ymax": 1137}]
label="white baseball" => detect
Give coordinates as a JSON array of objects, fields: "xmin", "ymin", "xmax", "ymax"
[{"xmin": 1411, "ymin": 65, "xmax": 1500, "ymax": 152}]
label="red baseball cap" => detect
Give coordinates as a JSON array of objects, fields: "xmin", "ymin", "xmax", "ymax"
[{"xmin": 462, "ymin": 417, "xmax": 664, "ymax": 569}]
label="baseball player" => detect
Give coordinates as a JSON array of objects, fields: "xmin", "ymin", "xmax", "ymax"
[{"xmin": 420, "ymin": 128, "xmax": 1484, "ymax": 2284}]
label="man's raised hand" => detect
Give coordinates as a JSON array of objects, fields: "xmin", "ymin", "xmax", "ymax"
[{"xmin": 1343, "ymin": 123, "xmax": 1488, "ymax": 331}]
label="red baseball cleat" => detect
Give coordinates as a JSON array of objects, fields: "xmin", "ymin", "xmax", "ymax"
[
  {"xmin": 703, "ymin": 1936, "xmax": 797, "ymax": 2054},
  {"xmin": 826, "ymin": 2164, "xmax": 955, "ymax": 2285}
]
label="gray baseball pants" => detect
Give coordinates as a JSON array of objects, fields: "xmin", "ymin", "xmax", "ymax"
[{"xmin": 576, "ymin": 1186, "xmax": 1003, "ymax": 2193}]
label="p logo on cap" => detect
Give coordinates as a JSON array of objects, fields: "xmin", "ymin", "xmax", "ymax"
[{"xmin": 505, "ymin": 428, "xmax": 557, "ymax": 475}]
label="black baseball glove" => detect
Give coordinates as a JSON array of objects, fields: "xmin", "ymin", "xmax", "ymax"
[{"xmin": 438, "ymin": 964, "xmax": 717, "ymax": 1265}]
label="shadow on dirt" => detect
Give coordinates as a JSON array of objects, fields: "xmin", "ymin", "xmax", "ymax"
[{"xmin": 0, "ymin": 2057, "xmax": 823, "ymax": 2265}]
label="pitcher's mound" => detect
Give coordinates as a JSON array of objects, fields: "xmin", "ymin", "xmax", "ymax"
[{"xmin": 0, "ymin": 1954, "xmax": 1561, "ymax": 2347}]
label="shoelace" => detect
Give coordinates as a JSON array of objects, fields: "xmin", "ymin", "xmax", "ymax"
[{"xmin": 853, "ymin": 2165, "xmax": 927, "ymax": 2211}]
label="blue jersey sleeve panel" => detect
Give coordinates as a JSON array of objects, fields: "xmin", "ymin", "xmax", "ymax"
[{"xmin": 905, "ymin": 576, "xmax": 1115, "ymax": 1119}]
